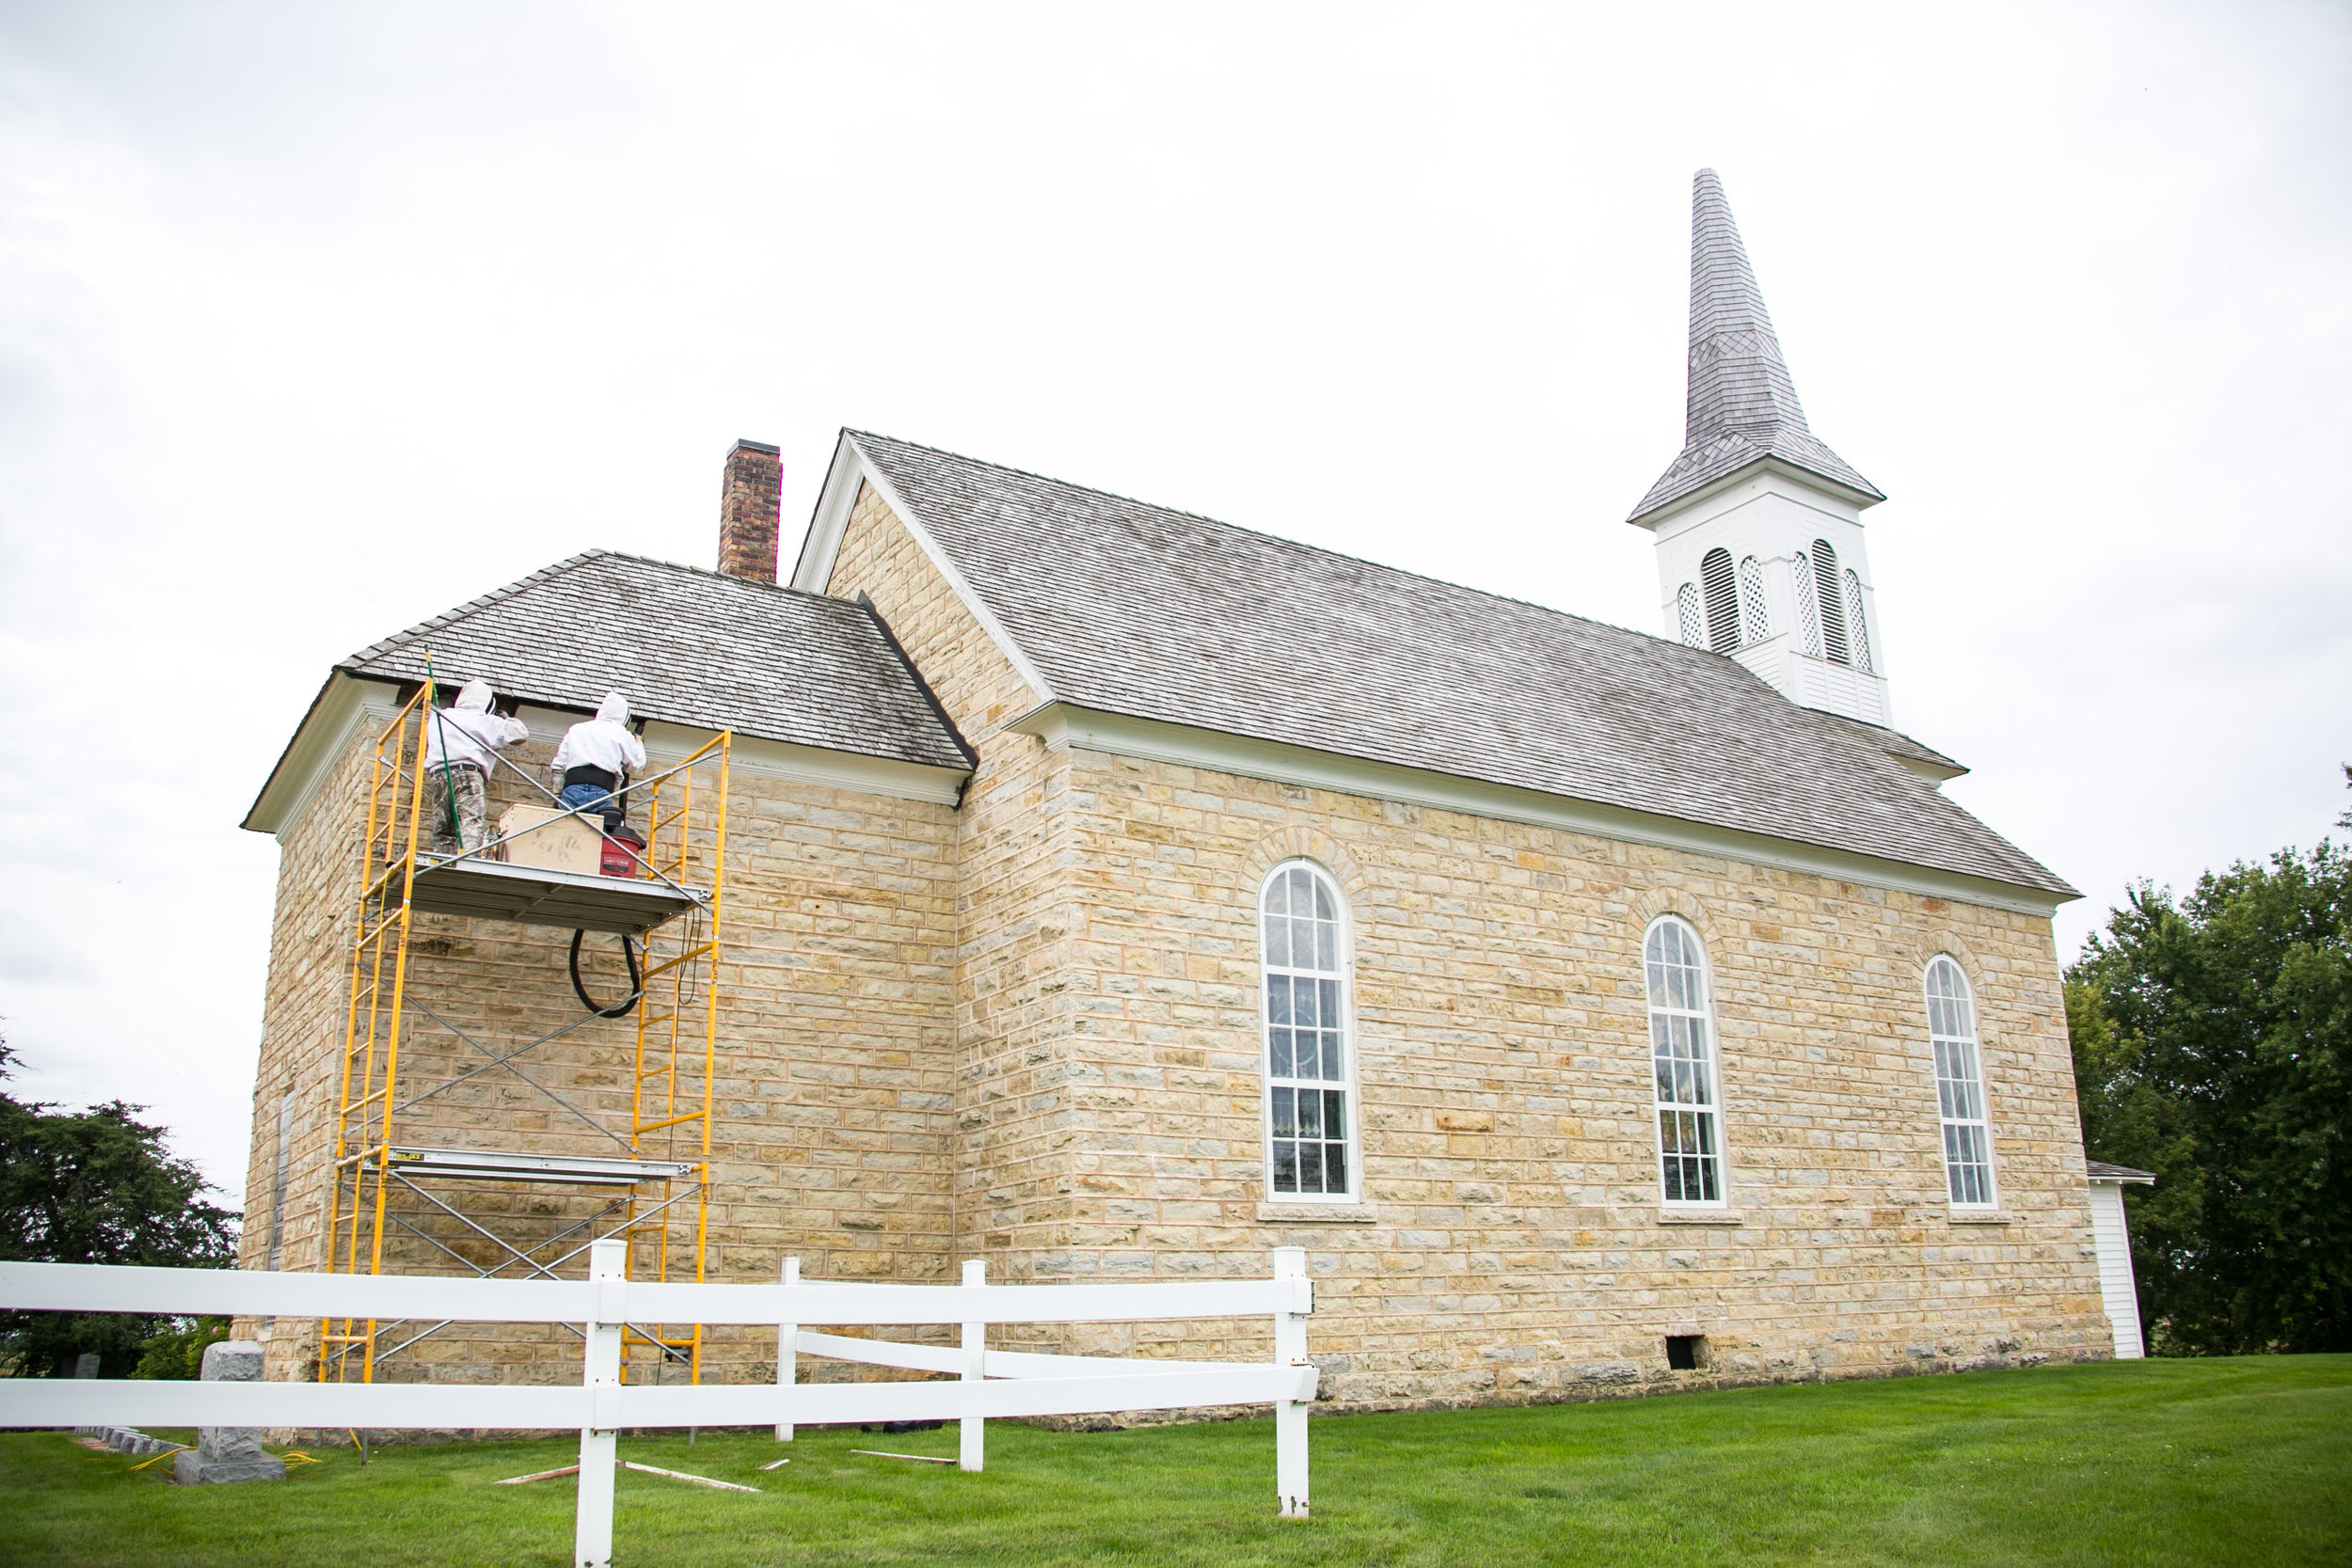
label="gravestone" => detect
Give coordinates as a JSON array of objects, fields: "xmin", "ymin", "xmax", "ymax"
[
  {"xmin": 72, "ymin": 1353, "xmax": 99, "ymax": 1379},
  {"xmin": 171, "ymin": 1341, "xmax": 285, "ymax": 1484}
]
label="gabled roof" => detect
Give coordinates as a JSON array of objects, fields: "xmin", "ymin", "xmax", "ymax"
[
  {"xmin": 2088, "ymin": 1160, "xmax": 2157, "ymax": 1184},
  {"xmin": 338, "ymin": 550, "xmax": 973, "ymax": 768},
  {"xmin": 1629, "ymin": 169, "xmax": 1884, "ymax": 525},
  {"xmin": 834, "ymin": 432, "xmax": 2072, "ymax": 899}
]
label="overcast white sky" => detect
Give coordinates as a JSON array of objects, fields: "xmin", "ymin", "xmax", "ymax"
[{"xmin": 2, "ymin": 2, "xmax": 2346, "ymax": 1206}]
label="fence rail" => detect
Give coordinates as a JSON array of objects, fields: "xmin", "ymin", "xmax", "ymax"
[{"xmin": 0, "ymin": 1244, "xmax": 1316, "ymax": 1567}]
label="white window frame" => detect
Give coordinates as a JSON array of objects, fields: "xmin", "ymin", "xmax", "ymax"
[
  {"xmin": 1258, "ymin": 859, "xmax": 1360, "ymax": 1204},
  {"xmin": 1642, "ymin": 915, "xmax": 1728, "ymax": 1208},
  {"xmin": 1925, "ymin": 956, "xmax": 1998, "ymax": 1209}
]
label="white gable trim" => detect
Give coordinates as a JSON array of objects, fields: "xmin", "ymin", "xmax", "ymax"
[
  {"xmin": 789, "ymin": 432, "xmax": 1057, "ymax": 703},
  {"xmin": 243, "ymin": 672, "xmax": 404, "ymax": 839},
  {"xmin": 1008, "ymin": 701, "xmax": 2070, "ymax": 917}
]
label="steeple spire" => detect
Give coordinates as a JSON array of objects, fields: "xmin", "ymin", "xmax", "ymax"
[{"xmin": 1629, "ymin": 169, "xmax": 1883, "ymax": 525}]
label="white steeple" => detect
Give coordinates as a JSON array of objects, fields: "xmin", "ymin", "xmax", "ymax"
[{"xmin": 1630, "ymin": 169, "xmax": 1894, "ymax": 728}]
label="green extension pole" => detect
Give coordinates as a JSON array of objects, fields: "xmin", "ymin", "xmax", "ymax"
[{"xmin": 423, "ymin": 653, "xmax": 462, "ymax": 850}]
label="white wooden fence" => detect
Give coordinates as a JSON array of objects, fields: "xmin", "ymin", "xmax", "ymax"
[{"xmin": 0, "ymin": 1243, "xmax": 1316, "ymax": 1566}]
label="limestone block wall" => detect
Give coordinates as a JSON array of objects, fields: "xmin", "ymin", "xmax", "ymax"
[
  {"xmin": 235, "ymin": 701, "xmax": 961, "ymax": 1387},
  {"xmin": 821, "ymin": 483, "xmax": 1083, "ymax": 1286},
  {"xmin": 1035, "ymin": 744, "xmax": 2109, "ymax": 1406},
  {"xmin": 238, "ymin": 715, "xmax": 375, "ymax": 1363}
]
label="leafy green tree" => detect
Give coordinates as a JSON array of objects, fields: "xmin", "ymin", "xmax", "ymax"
[
  {"xmin": 0, "ymin": 1039, "xmax": 240, "ymax": 1376},
  {"xmin": 2067, "ymin": 841, "xmax": 2351, "ymax": 1354}
]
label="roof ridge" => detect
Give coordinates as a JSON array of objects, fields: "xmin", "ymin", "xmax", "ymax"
[
  {"xmin": 340, "ymin": 549, "xmax": 612, "ymax": 669},
  {"xmin": 587, "ymin": 547, "xmax": 863, "ymax": 606},
  {"xmin": 850, "ymin": 429, "xmax": 1706, "ymax": 661}
]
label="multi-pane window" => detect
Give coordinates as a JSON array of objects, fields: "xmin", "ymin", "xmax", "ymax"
[
  {"xmin": 1644, "ymin": 917, "xmax": 1724, "ymax": 1204},
  {"xmin": 1262, "ymin": 863, "xmax": 1352, "ymax": 1198},
  {"xmin": 1926, "ymin": 957, "xmax": 1995, "ymax": 1207}
]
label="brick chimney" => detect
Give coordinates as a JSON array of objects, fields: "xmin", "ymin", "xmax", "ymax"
[{"xmin": 717, "ymin": 438, "xmax": 782, "ymax": 582}]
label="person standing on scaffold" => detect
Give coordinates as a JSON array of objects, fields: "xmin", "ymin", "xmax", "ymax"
[
  {"xmin": 424, "ymin": 678, "xmax": 529, "ymax": 857},
  {"xmin": 551, "ymin": 690, "xmax": 645, "ymax": 836}
]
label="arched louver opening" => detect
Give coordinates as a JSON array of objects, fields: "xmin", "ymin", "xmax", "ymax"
[
  {"xmin": 1676, "ymin": 583, "xmax": 1705, "ymax": 648},
  {"xmin": 1812, "ymin": 539, "xmax": 1851, "ymax": 664},
  {"xmin": 1700, "ymin": 548, "xmax": 1740, "ymax": 654},
  {"xmin": 1790, "ymin": 551, "xmax": 1822, "ymax": 656},
  {"xmin": 1842, "ymin": 568, "xmax": 1872, "ymax": 673},
  {"xmin": 1737, "ymin": 557, "xmax": 1770, "ymax": 645}
]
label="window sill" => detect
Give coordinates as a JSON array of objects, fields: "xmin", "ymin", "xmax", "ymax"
[
  {"xmin": 1657, "ymin": 1209, "xmax": 1742, "ymax": 1227},
  {"xmin": 1947, "ymin": 1212, "xmax": 2010, "ymax": 1226},
  {"xmin": 1256, "ymin": 1202, "xmax": 1377, "ymax": 1225}
]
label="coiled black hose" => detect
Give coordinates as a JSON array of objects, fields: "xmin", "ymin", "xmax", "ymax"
[{"xmin": 568, "ymin": 929, "xmax": 643, "ymax": 1018}]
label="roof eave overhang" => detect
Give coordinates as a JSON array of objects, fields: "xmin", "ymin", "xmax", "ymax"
[
  {"xmin": 245, "ymin": 665, "xmax": 977, "ymax": 840},
  {"xmin": 241, "ymin": 670, "xmax": 402, "ymax": 836},
  {"xmin": 1629, "ymin": 453, "xmax": 1886, "ymax": 531},
  {"xmin": 1008, "ymin": 699, "xmax": 2077, "ymax": 915}
]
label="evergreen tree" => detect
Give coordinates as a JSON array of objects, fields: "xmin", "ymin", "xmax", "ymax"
[{"xmin": 0, "ymin": 1039, "xmax": 240, "ymax": 1375}]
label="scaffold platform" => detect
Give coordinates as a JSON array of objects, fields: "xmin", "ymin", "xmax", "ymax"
[
  {"xmin": 406, "ymin": 855, "xmax": 706, "ymax": 936},
  {"xmin": 381, "ymin": 1147, "xmax": 699, "ymax": 1187}
]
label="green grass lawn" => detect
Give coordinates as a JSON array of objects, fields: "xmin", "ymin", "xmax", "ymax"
[{"xmin": 4, "ymin": 1357, "xmax": 2346, "ymax": 1567}]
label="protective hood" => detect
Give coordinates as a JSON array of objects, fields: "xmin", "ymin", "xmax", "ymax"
[
  {"xmin": 454, "ymin": 678, "xmax": 496, "ymax": 713},
  {"xmin": 596, "ymin": 691, "xmax": 631, "ymax": 725}
]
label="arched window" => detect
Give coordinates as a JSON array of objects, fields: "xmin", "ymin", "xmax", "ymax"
[
  {"xmin": 1812, "ymin": 539, "xmax": 1851, "ymax": 664},
  {"xmin": 1700, "ymin": 548, "xmax": 1740, "ymax": 654},
  {"xmin": 1737, "ymin": 556, "xmax": 1770, "ymax": 645},
  {"xmin": 1841, "ymin": 569, "xmax": 1872, "ymax": 673},
  {"xmin": 1262, "ymin": 862, "xmax": 1354, "ymax": 1198},
  {"xmin": 1790, "ymin": 551, "xmax": 1822, "ymax": 657},
  {"xmin": 1676, "ymin": 583, "xmax": 1705, "ymax": 648},
  {"xmin": 1643, "ymin": 917, "xmax": 1724, "ymax": 1204},
  {"xmin": 1926, "ymin": 957, "xmax": 1995, "ymax": 1207}
]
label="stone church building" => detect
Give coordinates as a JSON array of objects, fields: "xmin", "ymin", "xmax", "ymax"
[{"xmin": 235, "ymin": 170, "xmax": 2119, "ymax": 1406}]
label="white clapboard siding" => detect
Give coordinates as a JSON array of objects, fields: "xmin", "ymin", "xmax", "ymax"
[{"xmin": 2089, "ymin": 1182, "xmax": 2145, "ymax": 1358}]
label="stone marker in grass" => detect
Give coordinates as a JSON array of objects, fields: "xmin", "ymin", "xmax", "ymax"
[{"xmin": 171, "ymin": 1342, "xmax": 284, "ymax": 1485}]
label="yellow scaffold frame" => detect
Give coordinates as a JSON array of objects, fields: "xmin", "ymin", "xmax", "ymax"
[
  {"xmin": 622, "ymin": 732, "xmax": 731, "ymax": 1384},
  {"xmin": 317, "ymin": 678, "xmax": 731, "ymax": 1387}
]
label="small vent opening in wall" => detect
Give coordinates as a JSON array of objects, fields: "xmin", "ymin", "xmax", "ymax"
[{"xmin": 1665, "ymin": 1335, "xmax": 1707, "ymax": 1371}]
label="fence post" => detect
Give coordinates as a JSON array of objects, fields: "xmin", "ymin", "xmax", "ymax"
[
  {"xmin": 959, "ymin": 1258, "xmax": 985, "ymax": 1472},
  {"xmin": 1272, "ymin": 1245, "xmax": 1310, "ymax": 1518},
  {"xmin": 576, "ymin": 1240, "xmax": 625, "ymax": 1568},
  {"xmin": 774, "ymin": 1256, "xmax": 798, "ymax": 1443}
]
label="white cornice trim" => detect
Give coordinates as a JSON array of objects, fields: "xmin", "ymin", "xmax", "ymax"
[
  {"xmin": 641, "ymin": 721, "xmax": 967, "ymax": 806},
  {"xmin": 1633, "ymin": 456, "xmax": 1881, "ymax": 534},
  {"xmin": 1007, "ymin": 702, "xmax": 2069, "ymax": 917},
  {"xmin": 246, "ymin": 673, "xmax": 972, "ymax": 843},
  {"xmin": 788, "ymin": 432, "xmax": 1057, "ymax": 704},
  {"xmin": 242, "ymin": 673, "xmax": 403, "ymax": 840}
]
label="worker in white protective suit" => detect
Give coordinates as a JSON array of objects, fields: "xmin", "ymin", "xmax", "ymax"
[
  {"xmin": 422, "ymin": 679, "xmax": 529, "ymax": 856},
  {"xmin": 551, "ymin": 690, "xmax": 647, "ymax": 835}
]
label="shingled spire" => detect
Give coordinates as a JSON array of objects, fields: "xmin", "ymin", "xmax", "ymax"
[{"xmin": 1629, "ymin": 169, "xmax": 1883, "ymax": 525}]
